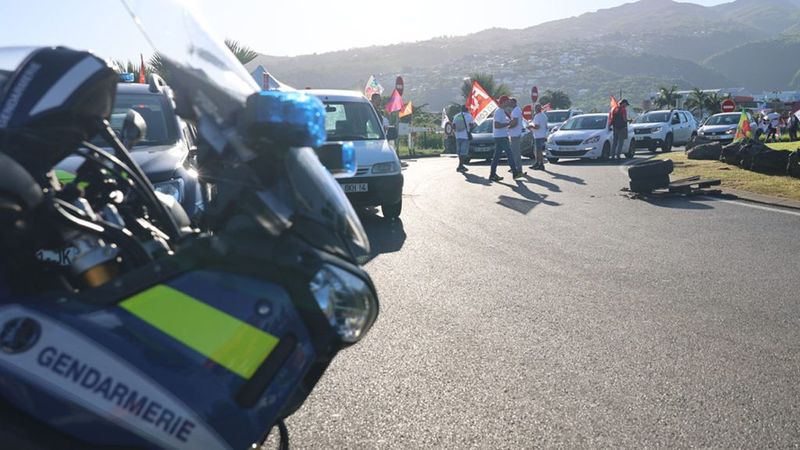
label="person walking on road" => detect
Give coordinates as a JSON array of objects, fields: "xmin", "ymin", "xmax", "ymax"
[
  {"xmin": 453, "ymin": 105, "xmax": 475, "ymax": 173},
  {"xmin": 490, "ymin": 96, "xmax": 522, "ymax": 182},
  {"xmin": 507, "ymin": 98, "xmax": 525, "ymax": 175},
  {"xmin": 528, "ymin": 103, "xmax": 549, "ymax": 170},
  {"xmin": 608, "ymin": 99, "xmax": 629, "ymax": 160}
]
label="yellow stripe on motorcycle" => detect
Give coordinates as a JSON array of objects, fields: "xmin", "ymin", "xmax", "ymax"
[{"xmin": 120, "ymin": 284, "xmax": 279, "ymax": 379}]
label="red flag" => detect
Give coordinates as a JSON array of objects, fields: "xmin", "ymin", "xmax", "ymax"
[
  {"xmin": 465, "ymin": 81, "xmax": 498, "ymax": 125},
  {"xmin": 610, "ymin": 95, "xmax": 619, "ymax": 110},
  {"xmin": 384, "ymin": 89, "xmax": 403, "ymax": 113},
  {"xmin": 138, "ymin": 54, "xmax": 146, "ymax": 84}
]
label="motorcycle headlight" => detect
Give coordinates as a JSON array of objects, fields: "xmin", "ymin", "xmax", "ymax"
[
  {"xmin": 371, "ymin": 161, "xmax": 400, "ymax": 174},
  {"xmin": 310, "ymin": 264, "xmax": 378, "ymax": 343},
  {"xmin": 583, "ymin": 135, "xmax": 601, "ymax": 144},
  {"xmin": 153, "ymin": 179, "xmax": 184, "ymax": 203}
]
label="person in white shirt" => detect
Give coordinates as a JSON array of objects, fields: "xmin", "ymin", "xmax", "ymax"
[
  {"xmin": 528, "ymin": 103, "xmax": 549, "ymax": 170},
  {"xmin": 507, "ymin": 98, "xmax": 525, "ymax": 176},
  {"xmin": 490, "ymin": 96, "xmax": 522, "ymax": 182},
  {"xmin": 453, "ymin": 105, "xmax": 476, "ymax": 173},
  {"xmin": 371, "ymin": 93, "xmax": 390, "ymax": 132}
]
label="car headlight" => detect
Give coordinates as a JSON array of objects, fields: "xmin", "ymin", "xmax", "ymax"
[
  {"xmin": 725, "ymin": 129, "xmax": 736, "ymax": 135},
  {"xmin": 153, "ymin": 179, "xmax": 184, "ymax": 203},
  {"xmin": 310, "ymin": 264, "xmax": 378, "ymax": 343},
  {"xmin": 652, "ymin": 126, "xmax": 663, "ymax": 133},
  {"xmin": 546, "ymin": 135, "xmax": 554, "ymax": 143},
  {"xmin": 698, "ymin": 130, "xmax": 705, "ymax": 136},
  {"xmin": 583, "ymin": 135, "xmax": 601, "ymax": 144},
  {"xmin": 371, "ymin": 161, "xmax": 400, "ymax": 174}
]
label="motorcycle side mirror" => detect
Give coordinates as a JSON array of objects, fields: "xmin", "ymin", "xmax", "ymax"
[
  {"xmin": 122, "ymin": 109, "xmax": 147, "ymax": 149},
  {"xmin": 240, "ymin": 91, "xmax": 326, "ymax": 149},
  {"xmin": 314, "ymin": 142, "xmax": 356, "ymax": 178},
  {"xmin": 386, "ymin": 126, "xmax": 398, "ymax": 141}
]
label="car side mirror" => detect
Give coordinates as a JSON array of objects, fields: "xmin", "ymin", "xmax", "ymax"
[
  {"xmin": 122, "ymin": 109, "xmax": 147, "ymax": 149},
  {"xmin": 386, "ymin": 126, "xmax": 398, "ymax": 141},
  {"xmin": 314, "ymin": 142, "xmax": 356, "ymax": 178}
]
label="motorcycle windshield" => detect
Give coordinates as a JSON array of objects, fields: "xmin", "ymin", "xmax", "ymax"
[{"xmin": 0, "ymin": 0, "xmax": 370, "ymax": 258}]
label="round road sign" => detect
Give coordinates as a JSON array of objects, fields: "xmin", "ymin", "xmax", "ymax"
[
  {"xmin": 396, "ymin": 76, "xmax": 404, "ymax": 96},
  {"xmin": 721, "ymin": 99, "xmax": 737, "ymax": 113},
  {"xmin": 531, "ymin": 86, "xmax": 539, "ymax": 103},
  {"xmin": 522, "ymin": 105, "xmax": 533, "ymax": 121}
]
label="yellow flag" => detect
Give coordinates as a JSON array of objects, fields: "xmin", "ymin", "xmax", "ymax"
[{"xmin": 399, "ymin": 101, "xmax": 413, "ymax": 118}]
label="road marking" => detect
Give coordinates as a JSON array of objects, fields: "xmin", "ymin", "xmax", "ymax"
[{"xmin": 701, "ymin": 196, "xmax": 800, "ymax": 217}]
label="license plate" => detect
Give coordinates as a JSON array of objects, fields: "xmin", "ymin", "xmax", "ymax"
[
  {"xmin": 342, "ymin": 183, "xmax": 368, "ymax": 193},
  {"xmin": 635, "ymin": 136, "xmax": 648, "ymax": 141}
]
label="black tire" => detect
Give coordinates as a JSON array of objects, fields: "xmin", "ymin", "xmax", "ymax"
[
  {"xmin": 547, "ymin": 158, "xmax": 560, "ymax": 164},
  {"xmin": 624, "ymin": 140, "xmax": 636, "ymax": 159},
  {"xmin": 662, "ymin": 133, "xmax": 673, "ymax": 153},
  {"xmin": 381, "ymin": 200, "xmax": 402, "ymax": 219},
  {"xmin": 629, "ymin": 174, "xmax": 670, "ymax": 193},
  {"xmin": 600, "ymin": 142, "xmax": 611, "ymax": 161},
  {"xmin": 628, "ymin": 159, "xmax": 674, "ymax": 181}
]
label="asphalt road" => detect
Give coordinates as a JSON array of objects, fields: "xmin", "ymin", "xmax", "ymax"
[{"xmin": 278, "ymin": 151, "xmax": 800, "ymax": 449}]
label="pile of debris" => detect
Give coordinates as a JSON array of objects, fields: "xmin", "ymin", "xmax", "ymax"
[{"xmin": 687, "ymin": 138, "xmax": 800, "ymax": 177}]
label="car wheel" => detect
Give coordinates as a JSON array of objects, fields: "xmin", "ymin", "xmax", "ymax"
[
  {"xmin": 382, "ymin": 200, "xmax": 402, "ymax": 220},
  {"xmin": 624, "ymin": 140, "xmax": 636, "ymax": 159},
  {"xmin": 629, "ymin": 174, "xmax": 670, "ymax": 193},
  {"xmin": 628, "ymin": 159, "xmax": 674, "ymax": 180},
  {"xmin": 547, "ymin": 158, "xmax": 559, "ymax": 164},
  {"xmin": 600, "ymin": 142, "xmax": 611, "ymax": 161},
  {"xmin": 662, "ymin": 133, "xmax": 673, "ymax": 153}
]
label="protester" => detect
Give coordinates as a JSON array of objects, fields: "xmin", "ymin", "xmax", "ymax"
[
  {"xmin": 490, "ymin": 96, "xmax": 522, "ymax": 182},
  {"xmin": 755, "ymin": 115, "xmax": 767, "ymax": 141},
  {"xmin": 608, "ymin": 99, "xmax": 629, "ymax": 159},
  {"xmin": 789, "ymin": 112, "xmax": 799, "ymax": 142},
  {"xmin": 528, "ymin": 103, "xmax": 549, "ymax": 170},
  {"xmin": 766, "ymin": 114, "xmax": 780, "ymax": 142},
  {"xmin": 453, "ymin": 105, "xmax": 476, "ymax": 173},
  {"xmin": 371, "ymin": 93, "xmax": 390, "ymax": 132},
  {"xmin": 507, "ymin": 98, "xmax": 525, "ymax": 174}
]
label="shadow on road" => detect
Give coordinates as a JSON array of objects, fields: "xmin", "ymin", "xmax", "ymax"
[
  {"xmin": 462, "ymin": 172, "xmax": 491, "ymax": 186},
  {"xmin": 496, "ymin": 180, "xmax": 560, "ymax": 214},
  {"xmin": 636, "ymin": 195, "xmax": 715, "ymax": 210},
  {"xmin": 356, "ymin": 209, "xmax": 407, "ymax": 264},
  {"xmin": 542, "ymin": 169, "xmax": 586, "ymax": 186}
]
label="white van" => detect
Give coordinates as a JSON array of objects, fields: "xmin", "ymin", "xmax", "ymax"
[{"xmin": 307, "ymin": 90, "xmax": 403, "ymax": 219}]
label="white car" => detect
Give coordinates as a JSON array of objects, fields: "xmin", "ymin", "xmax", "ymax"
[
  {"xmin": 544, "ymin": 109, "xmax": 583, "ymax": 134},
  {"xmin": 307, "ymin": 89, "xmax": 404, "ymax": 219},
  {"xmin": 545, "ymin": 113, "xmax": 634, "ymax": 163},
  {"xmin": 630, "ymin": 109, "xmax": 698, "ymax": 153},
  {"xmin": 698, "ymin": 112, "xmax": 755, "ymax": 144}
]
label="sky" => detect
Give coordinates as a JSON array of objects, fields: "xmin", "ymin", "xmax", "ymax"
[{"xmin": 0, "ymin": 0, "xmax": 732, "ymax": 62}]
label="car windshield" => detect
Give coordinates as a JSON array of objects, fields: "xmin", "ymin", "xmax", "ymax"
[
  {"xmin": 636, "ymin": 112, "xmax": 671, "ymax": 123},
  {"xmin": 324, "ymin": 101, "xmax": 384, "ymax": 141},
  {"xmin": 561, "ymin": 116, "xmax": 607, "ymax": 130},
  {"xmin": 92, "ymin": 92, "xmax": 180, "ymax": 148},
  {"xmin": 473, "ymin": 119, "xmax": 494, "ymax": 134},
  {"xmin": 545, "ymin": 111, "xmax": 570, "ymax": 123},
  {"xmin": 705, "ymin": 114, "xmax": 741, "ymax": 126}
]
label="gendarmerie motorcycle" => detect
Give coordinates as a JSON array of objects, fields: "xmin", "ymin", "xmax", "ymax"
[{"xmin": 0, "ymin": 1, "xmax": 377, "ymax": 449}]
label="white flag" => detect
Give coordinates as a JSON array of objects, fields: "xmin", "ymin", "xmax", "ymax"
[
  {"xmin": 364, "ymin": 75, "xmax": 384, "ymax": 99},
  {"xmin": 441, "ymin": 107, "xmax": 449, "ymax": 128}
]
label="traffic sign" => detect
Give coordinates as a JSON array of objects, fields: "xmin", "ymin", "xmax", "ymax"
[
  {"xmin": 531, "ymin": 86, "xmax": 539, "ymax": 103},
  {"xmin": 396, "ymin": 76, "xmax": 404, "ymax": 96},
  {"xmin": 721, "ymin": 99, "xmax": 736, "ymax": 113},
  {"xmin": 522, "ymin": 104, "xmax": 533, "ymax": 121}
]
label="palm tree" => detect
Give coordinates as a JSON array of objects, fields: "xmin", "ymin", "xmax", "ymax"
[
  {"xmin": 539, "ymin": 90, "xmax": 572, "ymax": 109},
  {"xmin": 704, "ymin": 92, "xmax": 724, "ymax": 115},
  {"xmin": 654, "ymin": 85, "xmax": 680, "ymax": 109},
  {"xmin": 685, "ymin": 88, "xmax": 708, "ymax": 118},
  {"xmin": 460, "ymin": 73, "xmax": 511, "ymax": 101},
  {"xmin": 224, "ymin": 39, "xmax": 259, "ymax": 65},
  {"xmin": 147, "ymin": 52, "xmax": 169, "ymax": 82}
]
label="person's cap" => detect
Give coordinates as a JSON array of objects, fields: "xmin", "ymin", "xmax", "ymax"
[
  {"xmin": 620, "ymin": 99, "xmax": 630, "ymax": 105},
  {"xmin": 498, "ymin": 95, "xmax": 510, "ymax": 104}
]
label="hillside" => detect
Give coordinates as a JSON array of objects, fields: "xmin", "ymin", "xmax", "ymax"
[{"xmin": 248, "ymin": 0, "xmax": 800, "ymax": 110}]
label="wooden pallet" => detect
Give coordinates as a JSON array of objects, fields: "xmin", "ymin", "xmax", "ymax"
[{"xmin": 665, "ymin": 176, "xmax": 721, "ymax": 194}]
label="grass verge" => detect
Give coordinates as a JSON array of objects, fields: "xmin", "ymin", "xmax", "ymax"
[
  {"xmin": 767, "ymin": 141, "xmax": 800, "ymax": 152},
  {"xmin": 653, "ymin": 151, "xmax": 800, "ymax": 202}
]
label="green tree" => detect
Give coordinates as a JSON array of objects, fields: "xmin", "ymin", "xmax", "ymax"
[
  {"xmin": 704, "ymin": 92, "xmax": 724, "ymax": 115},
  {"xmin": 224, "ymin": 39, "xmax": 259, "ymax": 65},
  {"xmin": 147, "ymin": 52, "xmax": 170, "ymax": 82},
  {"xmin": 539, "ymin": 90, "xmax": 572, "ymax": 109},
  {"xmin": 460, "ymin": 73, "xmax": 511, "ymax": 101},
  {"xmin": 684, "ymin": 88, "xmax": 709, "ymax": 118},
  {"xmin": 654, "ymin": 85, "xmax": 680, "ymax": 109}
]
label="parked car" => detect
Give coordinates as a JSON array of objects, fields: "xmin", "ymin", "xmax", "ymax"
[
  {"xmin": 545, "ymin": 109, "xmax": 583, "ymax": 134},
  {"xmin": 697, "ymin": 112, "xmax": 755, "ymax": 143},
  {"xmin": 307, "ymin": 89, "xmax": 404, "ymax": 219},
  {"xmin": 463, "ymin": 119, "xmax": 496, "ymax": 163},
  {"xmin": 57, "ymin": 76, "xmax": 205, "ymax": 218},
  {"xmin": 630, "ymin": 109, "xmax": 698, "ymax": 152},
  {"xmin": 545, "ymin": 113, "xmax": 634, "ymax": 162}
]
